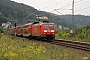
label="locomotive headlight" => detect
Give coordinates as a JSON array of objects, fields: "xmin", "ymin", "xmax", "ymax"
[
  {"xmin": 44, "ymin": 30, "xmax": 47, "ymax": 32},
  {"xmin": 51, "ymin": 30, "xmax": 54, "ymax": 32}
]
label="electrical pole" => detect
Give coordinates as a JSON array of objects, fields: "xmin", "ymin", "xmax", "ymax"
[
  {"xmin": 72, "ymin": 0, "xmax": 74, "ymax": 29},
  {"xmin": 71, "ymin": 0, "xmax": 74, "ymax": 37},
  {"xmin": 22, "ymin": 7, "xmax": 24, "ymax": 38}
]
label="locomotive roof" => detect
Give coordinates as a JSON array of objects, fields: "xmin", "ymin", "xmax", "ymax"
[
  {"xmin": 20, "ymin": 23, "xmax": 32, "ymax": 26},
  {"xmin": 41, "ymin": 22, "xmax": 54, "ymax": 24},
  {"xmin": 25, "ymin": 23, "xmax": 32, "ymax": 25}
]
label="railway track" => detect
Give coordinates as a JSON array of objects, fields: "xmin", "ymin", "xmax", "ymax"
[{"xmin": 51, "ymin": 39, "xmax": 90, "ymax": 51}]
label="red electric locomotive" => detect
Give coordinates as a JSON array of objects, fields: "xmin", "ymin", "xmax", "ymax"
[{"xmin": 32, "ymin": 21, "xmax": 56, "ymax": 41}]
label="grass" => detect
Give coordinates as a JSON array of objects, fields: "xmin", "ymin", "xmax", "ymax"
[{"xmin": 0, "ymin": 33, "xmax": 90, "ymax": 60}]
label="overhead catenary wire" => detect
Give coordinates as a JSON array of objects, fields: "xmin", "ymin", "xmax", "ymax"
[
  {"xmin": 44, "ymin": 0, "xmax": 90, "ymax": 16},
  {"xmin": 55, "ymin": 1, "xmax": 72, "ymax": 10},
  {"xmin": 55, "ymin": 0, "xmax": 84, "ymax": 10},
  {"xmin": 75, "ymin": 0, "xmax": 90, "ymax": 6},
  {"xmin": 53, "ymin": 0, "xmax": 90, "ymax": 15},
  {"xmin": 39, "ymin": 1, "xmax": 73, "ymax": 15},
  {"xmin": 40, "ymin": 0, "xmax": 89, "ymax": 15},
  {"xmin": 74, "ymin": 0, "xmax": 90, "ymax": 12},
  {"xmin": 23, "ymin": 0, "xmax": 67, "ymax": 18},
  {"xmin": 54, "ymin": 9, "xmax": 71, "ymax": 20},
  {"xmin": 51, "ymin": 0, "xmax": 89, "ymax": 14},
  {"xmin": 41, "ymin": 0, "xmax": 85, "ymax": 12},
  {"xmin": 24, "ymin": 0, "xmax": 89, "ymax": 19},
  {"xmin": 75, "ymin": 6, "xmax": 90, "ymax": 12},
  {"xmin": 24, "ymin": 9, "xmax": 41, "ymax": 19},
  {"xmin": 74, "ymin": 0, "xmax": 83, "ymax": 3},
  {"xmin": 41, "ymin": 0, "xmax": 67, "ymax": 10}
]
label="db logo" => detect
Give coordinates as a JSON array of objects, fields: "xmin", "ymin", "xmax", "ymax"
[{"xmin": 48, "ymin": 29, "xmax": 50, "ymax": 32}]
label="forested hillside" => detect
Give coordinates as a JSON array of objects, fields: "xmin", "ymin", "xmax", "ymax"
[
  {"xmin": 60, "ymin": 15, "xmax": 90, "ymax": 27},
  {"xmin": 0, "ymin": 0, "xmax": 90, "ymax": 29}
]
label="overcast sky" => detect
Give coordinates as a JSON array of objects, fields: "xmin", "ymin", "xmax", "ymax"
[{"xmin": 12, "ymin": 0, "xmax": 90, "ymax": 16}]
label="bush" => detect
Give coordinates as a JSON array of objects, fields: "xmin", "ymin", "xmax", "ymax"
[{"xmin": 0, "ymin": 27, "xmax": 4, "ymax": 33}]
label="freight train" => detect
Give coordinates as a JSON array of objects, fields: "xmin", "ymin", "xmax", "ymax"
[{"xmin": 10, "ymin": 21, "xmax": 56, "ymax": 41}]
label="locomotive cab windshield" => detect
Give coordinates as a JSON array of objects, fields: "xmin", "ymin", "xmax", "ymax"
[{"xmin": 44, "ymin": 24, "xmax": 54, "ymax": 29}]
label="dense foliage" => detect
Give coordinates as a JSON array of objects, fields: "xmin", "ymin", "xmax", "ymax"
[{"xmin": 56, "ymin": 23, "xmax": 90, "ymax": 42}]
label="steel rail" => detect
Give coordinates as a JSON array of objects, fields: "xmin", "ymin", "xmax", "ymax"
[{"xmin": 51, "ymin": 39, "xmax": 90, "ymax": 51}]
